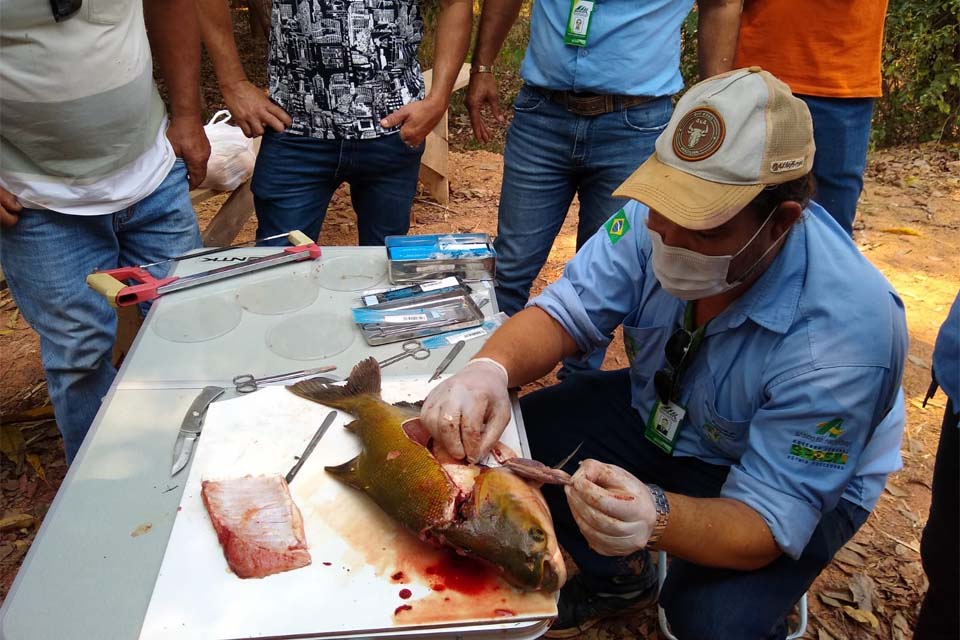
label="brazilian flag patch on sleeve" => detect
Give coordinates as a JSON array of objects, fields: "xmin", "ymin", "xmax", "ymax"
[{"xmin": 604, "ymin": 209, "xmax": 631, "ymax": 245}]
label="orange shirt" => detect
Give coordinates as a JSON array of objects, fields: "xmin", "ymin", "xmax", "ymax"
[{"xmin": 734, "ymin": 0, "xmax": 889, "ymax": 98}]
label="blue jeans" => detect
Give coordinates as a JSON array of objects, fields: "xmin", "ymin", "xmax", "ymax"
[
  {"xmin": 520, "ymin": 369, "xmax": 870, "ymax": 639},
  {"xmin": 800, "ymin": 95, "xmax": 875, "ymax": 236},
  {"xmin": 494, "ymin": 85, "xmax": 672, "ymax": 316},
  {"xmin": 0, "ymin": 160, "xmax": 201, "ymax": 463},
  {"xmin": 251, "ymin": 130, "xmax": 425, "ymax": 246}
]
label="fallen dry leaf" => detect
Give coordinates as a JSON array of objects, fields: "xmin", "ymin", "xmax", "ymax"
[
  {"xmin": 849, "ymin": 573, "xmax": 876, "ymax": 614},
  {"xmin": 820, "ymin": 589, "xmax": 855, "ymax": 603},
  {"xmin": 819, "ymin": 593, "xmax": 844, "ymax": 608},
  {"xmin": 834, "ymin": 548, "xmax": 866, "ymax": 567},
  {"xmin": 880, "ymin": 226, "xmax": 922, "ymax": 236},
  {"xmin": 885, "ymin": 481, "xmax": 909, "ymax": 497},
  {"xmin": 817, "ymin": 628, "xmax": 835, "ymax": 640},
  {"xmin": 25, "ymin": 453, "xmax": 46, "ymax": 483},
  {"xmin": 0, "ymin": 423, "xmax": 25, "ymax": 467},
  {"xmin": 0, "ymin": 513, "xmax": 34, "ymax": 532},
  {"xmin": 842, "ymin": 605, "xmax": 880, "ymax": 629}
]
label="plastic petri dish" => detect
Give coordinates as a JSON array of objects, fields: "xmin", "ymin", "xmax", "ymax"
[
  {"xmin": 236, "ymin": 272, "xmax": 320, "ymax": 315},
  {"xmin": 314, "ymin": 254, "xmax": 386, "ymax": 292},
  {"xmin": 266, "ymin": 311, "xmax": 355, "ymax": 361},
  {"xmin": 152, "ymin": 294, "xmax": 242, "ymax": 343}
]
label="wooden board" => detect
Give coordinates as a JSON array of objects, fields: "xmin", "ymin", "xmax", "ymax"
[{"xmin": 138, "ymin": 380, "xmax": 555, "ymax": 640}]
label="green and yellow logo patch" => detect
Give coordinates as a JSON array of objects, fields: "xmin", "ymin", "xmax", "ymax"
[
  {"xmin": 605, "ymin": 209, "xmax": 631, "ymax": 245},
  {"xmin": 815, "ymin": 418, "xmax": 845, "ymax": 438},
  {"xmin": 789, "ymin": 442, "xmax": 848, "ymax": 466}
]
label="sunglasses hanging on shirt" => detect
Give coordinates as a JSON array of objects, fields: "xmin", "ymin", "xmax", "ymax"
[{"xmin": 50, "ymin": 0, "xmax": 82, "ymax": 22}]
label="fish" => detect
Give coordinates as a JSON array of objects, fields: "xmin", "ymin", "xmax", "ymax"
[
  {"xmin": 287, "ymin": 357, "xmax": 565, "ymax": 592},
  {"xmin": 201, "ymin": 474, "xmax": 311, "ymax": 579}
]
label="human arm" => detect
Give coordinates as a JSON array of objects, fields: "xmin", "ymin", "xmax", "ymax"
[
  {"xmin": 0, "ymin": 186, "xmax": 22, "ymax": 228},
  {"xmin": 144, "ymin": 0, "xmax": 210, "ymax": 189},
  {"xmin": 567, "ymin": 362, "xmax": 904, "ymax": 569},
  {"xmin": 379, "ymin": 0, "xmax": 473, "ymax": 147},
  {"xmin": 566, "ymin": 460, "xmax": 780, "ymax": 570},
  {"xmin": 695, "ymin": 0, "xmax": 741, "ymax": 79},
  {"xmin": 195, "ymin": 0, "xmax": 292, "ymax": 137},
  {"xmin": 464, "ymin": 0, "xmax": 523, "ymax": 143}
]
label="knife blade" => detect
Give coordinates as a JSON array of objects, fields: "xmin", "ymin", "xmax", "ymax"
[
  {"xmin": 285, "ymin": 411, "xmax": 338, "ymax": 484},
  {"xmin": 171, "ymin": 386, "xmax": 225, "ymax": 477},
  {"xmin": 429, "ymin": 340, "xmax": 466, "ymax": 382}
]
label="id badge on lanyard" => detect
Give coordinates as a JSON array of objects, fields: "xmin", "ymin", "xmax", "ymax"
[
  {"xmin": 645, "ymin": 399, "xmax": 686, "ymax": 454},
  {"xmin": 564, "ymin": 0, "xmax": 595, "ymax": 47}
]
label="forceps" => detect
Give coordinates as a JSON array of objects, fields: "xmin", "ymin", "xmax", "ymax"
[
  {"xmin": 378, "ymin": 340, "xmax": 430, "ymax": 369},
  {"xmin": 233, "ymin": 365, "xmax": 337, "ymax": 393}
]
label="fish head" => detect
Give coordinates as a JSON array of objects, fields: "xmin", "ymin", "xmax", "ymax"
[{"xmin": 440, "ymin": 467, "xmax": 566, "ymax": 592}]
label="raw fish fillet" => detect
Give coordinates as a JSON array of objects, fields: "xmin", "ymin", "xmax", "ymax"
[{"xmin": 201, "ymin": 474, "xmax": 311, "ymax": 579}]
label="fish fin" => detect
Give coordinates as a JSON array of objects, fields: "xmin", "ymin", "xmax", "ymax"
[
  {"xmin": 288, "ymin": 358, "xmax": 381, "ymax": 408},
  {"xmin": 393, "ymin": 400, "xmax": 424, "ymax": 413},
  {"xmin": 344, "ymin": 419, "xmax": 363, "ymax": 433},
  {"xmin": 324, "ymin": 455, "xmax": 364, "ymax": 490}
]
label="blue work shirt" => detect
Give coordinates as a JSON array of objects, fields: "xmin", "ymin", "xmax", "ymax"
[
  {"xmin": 521, "ymin": 0, "xmax": 694, "ymax": 96},
  {"xmin": 933, "ymin": 292, "xmax": 960, "ymax": 415},
  {"xmin": 530, "ymin": 201, "xmax": 908, "ymax": 559}
]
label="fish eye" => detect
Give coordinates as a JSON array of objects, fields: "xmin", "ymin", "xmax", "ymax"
[{"xmin": 528, "ymin": 527, "xmax": 545, "ymax": 543}]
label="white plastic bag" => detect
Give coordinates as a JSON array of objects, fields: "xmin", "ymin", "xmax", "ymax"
[{"xmin": 199, "ymin": 110, "xmax": 257, "ymax": 192}]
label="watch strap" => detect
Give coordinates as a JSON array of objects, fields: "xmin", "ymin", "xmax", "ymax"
[
  {"xmin": 646, "ymin": 484, "xmax": 670, "ymax": 549},
  {"xmin": 471, "ymin": 64, "xmax": 494, "ymax": 74}
]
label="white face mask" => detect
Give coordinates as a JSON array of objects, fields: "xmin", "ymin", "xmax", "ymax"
[{"xmin": 648, "ymin": 205, "xmax": 786, "ymax": 301}]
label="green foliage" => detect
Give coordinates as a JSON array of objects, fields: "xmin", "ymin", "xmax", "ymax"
[{"xmin": 874, "ymin": 0, "xmax": 959, "ymax": 145}]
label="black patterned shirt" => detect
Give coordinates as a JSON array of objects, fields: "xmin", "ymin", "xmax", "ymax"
[{"xmin": 268, "ymin": 0, "xmax": 426, "ymax": 140}]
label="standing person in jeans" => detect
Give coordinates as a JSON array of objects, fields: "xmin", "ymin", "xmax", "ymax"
[
  {"xmin": 198, "ymin": 0, "xmax": 472, "ymax": 246},
  {"xmin": 0, "ymin": 0, "xmax": 209, "ymax": 463},
  {"xmin": 915, "ymin": 292, "xmax": 959, "ymax": 640},
  {"xmin": 465, "ymin": 0, "xmax": 741, "ymax": 317},
  {"xmin": 734, "ymin": 0, "xmax": 889, "ymax": 236}
]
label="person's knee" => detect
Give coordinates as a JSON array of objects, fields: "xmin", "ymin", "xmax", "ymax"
[{"xmin": 659, "ymin": 570, "xmax": 775, "ymax": 639}]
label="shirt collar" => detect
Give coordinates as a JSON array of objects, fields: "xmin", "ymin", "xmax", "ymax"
[{"xmin": 706, "ymin": 211, "xmax": 808, "ymax": 336}]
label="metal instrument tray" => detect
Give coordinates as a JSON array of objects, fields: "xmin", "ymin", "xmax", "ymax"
[{"xmin": 357, "ymin": 290, "xmax": 485, "ymax": 346}]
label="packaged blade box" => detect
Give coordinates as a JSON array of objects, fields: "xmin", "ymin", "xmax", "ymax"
[
  {"xmin": 353, "ymin": 288, "xmax": 485, "ymax": 346},
  {"xmin": 386, "ymin": 233, "xmax": 496, "ymax": 284}
]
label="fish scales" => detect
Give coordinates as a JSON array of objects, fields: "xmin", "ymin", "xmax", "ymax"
[{"xmin": 289, "ymin": 365, "xmax": 456, "ymax": 534}]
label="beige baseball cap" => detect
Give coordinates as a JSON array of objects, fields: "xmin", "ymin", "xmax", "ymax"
[{"xmin": 613, "ymin": 67, "xmax": 815, "ymax": 230}]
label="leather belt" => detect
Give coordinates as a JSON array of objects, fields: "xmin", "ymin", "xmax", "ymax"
[{"xmin": 539, "ymin": 88, "xmax": 656, "ymax": 116}]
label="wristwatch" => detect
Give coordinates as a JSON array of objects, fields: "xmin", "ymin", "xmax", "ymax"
[
  {"xmin": 646, "ymin": 484, "xmax": 671, "ymax": 549},
  {"xmin": 471, "ymin": 64, "xmax": 494, "ymax": 75}
]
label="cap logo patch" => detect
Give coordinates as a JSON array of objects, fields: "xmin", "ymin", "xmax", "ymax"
[
  {"xmin": 770, "ymin": 158, "xmax": 805, "ymax": 173},
  {"xmin": 673, "ymin": 107, "xmax": 725, "ymax": 162}
]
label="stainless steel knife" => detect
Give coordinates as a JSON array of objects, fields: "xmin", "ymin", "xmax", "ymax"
[
  {"xmin": 171, "ymin": 386, "xmax": 225, "ymax": 477},
  {"xmin": 285, "ymin": 411, "xmax": 338, "ymax": 484}
]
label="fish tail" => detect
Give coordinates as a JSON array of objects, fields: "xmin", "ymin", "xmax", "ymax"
[{"xmin": 288, "ymin": 357, "xmax": 381, "ymax": 411}]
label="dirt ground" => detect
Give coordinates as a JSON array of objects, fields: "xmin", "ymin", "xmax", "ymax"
[{"xmin": 2, "ymin": 11, "xmax": 960, "ymax": 639}]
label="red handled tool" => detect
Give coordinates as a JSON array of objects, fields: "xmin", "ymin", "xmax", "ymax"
[{"xmin": 87, "ymin": 230, "xmax": 321, "ymax": 308}]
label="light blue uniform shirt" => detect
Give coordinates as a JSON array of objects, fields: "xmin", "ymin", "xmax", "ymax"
[
  {"xmin": 520, "ymin": 0, "xmax": 694, "ymax": 96},
  {"xmin": 932, "ymin": 292, "xmax": 960, "ymax": 415},
  {"xmin": 530, "ymin": 201, "xmax": 908, "ymax": 559}
]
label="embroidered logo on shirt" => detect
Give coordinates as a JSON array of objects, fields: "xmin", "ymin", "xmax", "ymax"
[
  {"xmin": 815, "ymin": 418, "xmax": 845, "ymax": 438},
  {"xmin": 788, "ymin": 440, "xmax": 849, "ymax": 468},
  {"xmin": 673, "ymin": 107, "xmax": 725, "ymax": 162},
  {"xmin": 605, "ymin": 209, "xmax": 631, "ymax": 245}
]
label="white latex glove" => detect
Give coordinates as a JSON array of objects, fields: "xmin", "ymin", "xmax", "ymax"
[
  {"xmin": 565, "ymin": 459, "xmax": 659, "ymax": 556},
  {"xmin": 420, "ymin": 358, "xmax": 512, "ymax": 463}
]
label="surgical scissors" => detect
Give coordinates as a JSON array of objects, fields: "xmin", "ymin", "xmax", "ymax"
[
  {"xmin": 233, "ymin": 365, "xmax": 337, "ymax": 393},
  {"xmin": 378, "ymin": 340, "xmax": 430, "ymax": 369}
]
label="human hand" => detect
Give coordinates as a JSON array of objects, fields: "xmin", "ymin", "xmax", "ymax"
[
  {"xmin": 166, "ymin": 116, "xmax": 211, "ymax": 189},
  {"xmin": 565, "ymin": 459, "xmax": 658, "ymax": 556},
  {"xmin": 379, "ymin": 95, "xmax": 446, "ymax": 148},
  {"xmin": 465, "ymin": 72, "xmax": 502, "ymax": 144},
  {"xmin": 420, "ymin": 358, "xmax": 512, "ymax": 463},
  {"xmin": 0, "ymin": 186, "xmax": 22, "ymax": 228},
  {"xmin": 222, "ymin": 80, "xmax": 292, "ymax": 137}
]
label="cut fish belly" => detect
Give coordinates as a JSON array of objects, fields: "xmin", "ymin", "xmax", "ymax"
[{"xmin": 201, "ymin": 474, "xmax": 311, "ymax": 579}]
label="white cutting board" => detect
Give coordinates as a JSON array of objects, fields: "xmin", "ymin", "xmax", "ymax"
[{"xmin": 138, "ymin": 378, "xmax": 556, "ymax": 640}]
